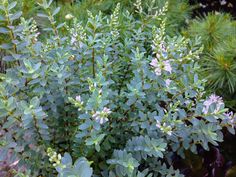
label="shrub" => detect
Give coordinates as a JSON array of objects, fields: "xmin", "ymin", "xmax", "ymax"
[
  {"xmin": 0, "ymin": 0, "xmax": 235, "ymax": 176},
  {"xmin": 62, "ymin": 0, "xmax": 192, "ymax": 35},
  {"xmin": 17, "ymin": 0, "xmax": 191, "ymax": 36}
]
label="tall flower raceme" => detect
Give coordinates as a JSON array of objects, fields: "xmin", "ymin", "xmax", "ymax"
[
  {"xmin": 20, "ymin": 18, "xmax": 40, "ymax": 44},
  {"xmin": 66, "ymin": 18, "xmax": 86, "ymax": 49},
  {"xmin": 150, "ymin": 58, "xmax": 172, "ymax": 76},
  {"xmin": 110, "ymin": 3, "xmax": 120, "ymax": 40},
  {"xmin": 0, "ymin": 1, "xmax": 236, "ymax": 177},
  {"xmin": 150, "ymin": 19, "xmax": 173, "ymax": 77}
]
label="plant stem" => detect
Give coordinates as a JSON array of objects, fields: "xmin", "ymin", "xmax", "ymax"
[
  {"xmin": 5, "ymin": 9, "xmax": 20, "ymax": 66},
  {"xmin": 92, "ymin": 48, "xmax": 95, "ymax": 78}
]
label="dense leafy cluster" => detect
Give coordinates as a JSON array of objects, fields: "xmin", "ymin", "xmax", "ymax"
[
  {"xmin": 0, "ymin": 0, "xmax": 192, "ymax": 35},
  {"xmin": 0, "ymin": 0, "xmax": 236, "ymax": 176}
]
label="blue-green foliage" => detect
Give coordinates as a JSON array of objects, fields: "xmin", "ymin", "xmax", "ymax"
[
  {"xmin": 56, "ymin": 153, "xmax": 93, "ymax": 177},
  {"xmin": 0, "ymin": 0, "xmax": 235, "ymax": 176}
]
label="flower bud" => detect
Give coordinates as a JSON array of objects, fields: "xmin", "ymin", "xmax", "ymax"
[{"xmin": 65, "ymin": 14, "xmax": 74, "ymax": 20}]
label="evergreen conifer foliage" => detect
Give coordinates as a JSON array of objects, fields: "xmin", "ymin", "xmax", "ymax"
[{"xmin": 188, "ymin": 12, "xmax": 236, "ymax": 108}]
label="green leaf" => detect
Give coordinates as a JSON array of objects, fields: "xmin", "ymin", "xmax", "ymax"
[
  {"xmin": 52, "ymin": 7, "xmax": 60, "ymax": 16},
  {"xmin": 37, "ymin": 13, "xmax": 48, "ymax": 18},
  {"xmin": 0, "ymin": 15, "xmax": 5, "ymax": 21},
  {"xmin": 56, "ymin": 23, "xmax": 65, "ymax": 29},
  {"xmin": 74, "ymin": 158, "xmax": 93, "ymax": 177},
  {"xmin": 30, "ymin": 97, "xmax": 40, "ymax": 108},
  {"xmin": 0, "ymin": 5, "xmax": 5, "ymax": 11},
  {"xmin": 9, "ymin": 11, "xmax": 22, "ymax": 21},
  {"xmin": 0, "ymin": 43, "xmax": 12, "ymax": 50},
  {"xmin": 61, "ymin": 153, "xmax": 72, "ymax": 166},
  {"xmin": 79, "ymin": 122, "xmax": 90, "ymax": 130},
  {"xmin": 48, "ymin": 0, "xmax": 53, "ymax": 7},
  {"xmin": 8, "ymin": 1, "xmax": 17, "ymax": 10},
  {"xmin": 95, "ymin": 144, "xmax": 100, "ymax": 152},
  {"xmin": 0, "ymin": 27, "xmax": 9, "ymax": 34}
]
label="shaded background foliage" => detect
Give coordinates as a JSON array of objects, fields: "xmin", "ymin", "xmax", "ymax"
[{"xmin": 189, "ymin": 0, "xmax": 236, "ymax": 17}]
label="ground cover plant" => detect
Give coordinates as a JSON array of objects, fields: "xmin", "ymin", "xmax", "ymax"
[{"xmin": 0, "ymin": 0, "xmax": 236, "ymax": 176}]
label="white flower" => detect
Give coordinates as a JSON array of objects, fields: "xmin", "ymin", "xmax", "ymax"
[
  {"xmin": 220, "ymin": 0, "xmax": 227, "ymax": 5},
  {"xmin": 150, "ymin": 58, "xmax": 172, "ymax": 76},
  {"xmin": 184, "ymin": 100, "xmax": 194, "ymax": 107},
  {"xmin": 75, "ymin": 95, "xmax": 83, "ymax": 105},
  {"xmin": 154, "ymin": 67, "xmax": 162, "ymax": 76},
  {"xmin": 223, "ymin": 111, "xmax": 236, "ymax": 128},
  {"xmin": 150, "ymin": 58, "xmax": 162, "ymax": 75},
  {"xmin": 156, "ymin": 120, "xmax": 161, "ymax": 128},
  {"xmin": 203, "ymin": 94, "xmax": 224, "ymax": 114},
  {"xmin": 163, "ymin": 60, "xmax": 172, "ymax": 73},
  {"xmin": 199, "ymin": 3, "xmax": 207, "ymax": 8},
  {"xmin": 166, "ymin": 129, "xmax": 172, "ymax": 136},
  {"xmin": 160, "ymin": 42, "xmax": 167, "ymax": 53},
  {"xmin": 76, "ymin": 95, "xmax": 82, "ymax": 102},
  {"xmin": 103, "ymin": 107, "xmax": 112, "ymax": 114},
  {"xmin": 161, "ymin": 123, "xmax": 172, "ymax": 136},
  {"xmin": 156, "ymin": 53, "xmax": 161, "ymax": 59},
  {"xmin": 57, "ymin": 154, "xmax": 62, "ymax": 160},
  {"xmin": 65, "ymin": 14, "xmax": 74, "ymax": 20},
  {"xmin": 92, "ymin": 107, "xmax": 111, "ymax": 124},
  {"xmin": 9, "ymin": 160, "xmax": 19, "ymax": 167},
  {"xmin": 150, "ymin": 58, "xmax": 158, "ymax": 67},
  {"xmin": 156, "ymin": 121, "xmax": 172, "ymax": 136},
  {"xmin": 165, "ymin": 79, "xmax": 171, "ymax": 87},
  {"xmin": 95, "ymin": 116, "xmax": 108, "ymax": 124},
  {"xmin": 71, "ymin": 36, "xmax": 77, "ymax": 45}
]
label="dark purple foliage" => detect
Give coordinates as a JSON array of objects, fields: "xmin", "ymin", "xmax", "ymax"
[
  {"xmin": 172, "ymin": 144, "xmax": 236, "ymax": 177},
  {"xmin": 189, "ymin": 0, "xmax": 236, "ymax": 17}
]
